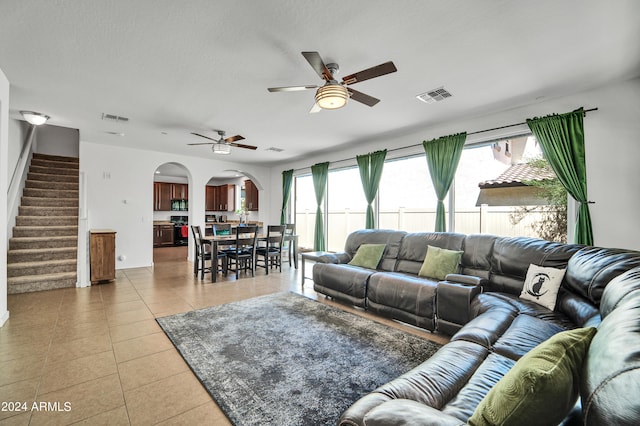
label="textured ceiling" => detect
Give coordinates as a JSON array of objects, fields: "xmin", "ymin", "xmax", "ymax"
[{"xmin": 1, "ymin": 0, "xmax": 639, "ymax": 166}]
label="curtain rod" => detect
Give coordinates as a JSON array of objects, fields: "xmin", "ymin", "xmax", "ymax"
[{"xmin": 293, "ymin": 107, "xmax": 598, "ymax": 173}]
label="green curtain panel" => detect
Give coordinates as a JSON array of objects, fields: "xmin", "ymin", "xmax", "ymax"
[
  {"xmin": 280, "ymin": 169, "xmax": 294, "ymax": 225},
  {"xmin": 356, "ymin": 150, "xmax": 387, "ymax": 229},
  {"xmin": 423, "ymin": 132, "xmax": 467, "ymax": 232},
  {"xmin": 526, "ymin": 108, "xmax": 593, "ymax": 245},
  {"xmin": 311, "ymin": 162, "xmax": 329, "ymax": 251}
]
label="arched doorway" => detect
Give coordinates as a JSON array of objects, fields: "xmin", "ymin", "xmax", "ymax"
[{"xmin": 153, "ymin": 162, "xmax": 191, "ymax": 263}]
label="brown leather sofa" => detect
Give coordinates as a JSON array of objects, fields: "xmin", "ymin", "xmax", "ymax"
[{"xmin": 312, "ymin": 229, "xmax": 640, "ymax": 425}]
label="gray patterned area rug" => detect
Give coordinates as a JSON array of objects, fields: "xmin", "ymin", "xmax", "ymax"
[{"xmin": 156, "ymin": 292, "xmax": 441, "ymax": 425}]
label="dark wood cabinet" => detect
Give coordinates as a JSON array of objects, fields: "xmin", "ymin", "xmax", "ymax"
[
  {"xmin": 90, "ymin": 230, "xmax": 116, "ymax": 283},
  {"xmin": 154, "ymin": 182, "xmax": 188, "ymax": 211},
  {"xmin": 153, "ymin": 182, "xmax": 172, "ymax": 211},
  {"xmin": 153, "ymin": 224, "xmax": 174, "ymax": 247},
  {"xmin": 245, "ymin": 180, "xmax": 259, "ymax": 211},
  {"xmin": 172, "ymin": 183, "xmax": 188, "ymax": 200},
  {"xmin": 205, "ymin": 184, "xmax": 235, "ymax": 211}
]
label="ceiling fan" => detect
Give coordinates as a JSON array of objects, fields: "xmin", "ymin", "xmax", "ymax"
[
  {"xmin": 188, "ymin": 130, "xmax": 257, "ymax": 154},
  {"xmin": 268, "ymin": 51, "xmax": 397, "ymax": 113}
]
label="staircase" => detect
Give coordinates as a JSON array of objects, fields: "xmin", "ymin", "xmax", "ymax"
[{"xmin": 8, "ymin": 153, "xmax": 79, "ymax": 294}]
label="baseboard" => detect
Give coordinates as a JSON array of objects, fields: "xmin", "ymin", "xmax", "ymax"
[{"xmin": 0, "ymin": 310, "xmax": 10, "ymax": 327}]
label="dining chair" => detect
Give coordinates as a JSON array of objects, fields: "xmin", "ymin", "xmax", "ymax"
[
  {"xmin": 191, "ymin": 225, "xmax": 212, "ymax": 279},
  {"xmin": 225, "ymin": 226, "xmax": 258, "ymax": 279},
  {"xmin": 283, "ymin": 223, "xmax": 296, "ymax": 267},
  {"xmin": 256, "ymin": 225, "xmax": 285, "ymax": 274},
  {"xmin": 212, "ymin": 223, "xmax": 232, "ymax": 236}
]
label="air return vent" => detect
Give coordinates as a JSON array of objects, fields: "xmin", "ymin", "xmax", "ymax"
[
  {"xmin": 416, "ymin": 87, "xmax": 453, "ymax": 104},
  {"xmin": 101, "ymin": 113, "xmax": 129, "ymax": 122},
  {"xmin": 266, "ymin": 147, "xmax": 284, "ymax": 152}
]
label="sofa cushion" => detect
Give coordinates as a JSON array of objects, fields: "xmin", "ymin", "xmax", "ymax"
[
  {"xmin": 312, "ymin": 263, "xmax": 375, "ymax": 308},
  {"xmin": 460, "ymin": 234, "xmax": 498, "ymax": 280},
  {"xmin": 468, "ymin": 327, "xmax": 597, "ymax": 426},
  {"xmin": 519, "ymin": 264, "xmax": 566, "ymax": 310},
  {"xmin": 396, "ymin": 232, "xmax": 466, "ymax": 275},
  {"xmin": 419, "ymin": 245, "xmax": 463, "ymax": 280},
  {"xmin": 348, "ymin": 243, "xmax": 386, "ymax": 269},
  {"xmin": 343, "ymin": 229, "xmax": 406, "ymax": 272}
]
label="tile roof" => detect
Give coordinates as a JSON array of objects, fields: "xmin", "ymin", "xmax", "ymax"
[{"xmin": 478, "ymin": 163, "xmax": 556, "ymax": 188}]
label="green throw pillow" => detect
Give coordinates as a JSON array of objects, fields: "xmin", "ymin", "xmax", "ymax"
[
  {"xmin": 468, "ymin": 327, "xmax": 597, "ymax": 426},
  {"xmin": 348, "ymin": 244, "xmax": 386, "ymax": 269},
  {"xmin": 418, "ymin": 245, "xmax": 463, "ymax": 280}
]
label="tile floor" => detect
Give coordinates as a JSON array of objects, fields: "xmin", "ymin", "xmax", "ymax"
[{"xmin": 0, "ymin": 247, "xmax": 448, "ymax": 425}]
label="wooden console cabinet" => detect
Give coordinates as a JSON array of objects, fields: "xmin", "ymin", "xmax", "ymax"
[{"xmin": 90, "ymin": 230, "xmax": 116, "ymax": 284}]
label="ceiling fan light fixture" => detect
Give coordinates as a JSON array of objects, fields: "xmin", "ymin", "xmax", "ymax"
[
  {"xmin": 20, "ymin": 111, "xmax": 50, "ymax": 125},
  {"xmin": 315, "ymin": 83, "xmax": 349, "ymax": 110},
  {"xmin": 212, "ymin": 142, "xmax": 231, "ymax": 155}
]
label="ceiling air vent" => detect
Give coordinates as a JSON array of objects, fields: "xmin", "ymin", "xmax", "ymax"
[
  {"xmin": 416, "ymin": 87, "xmax": 453, "ymax": 104},
  {"xmin": 101, "ymin": 113, "xmax": 129, "ymax": 123},
  {"xmin": 266, "ymin": 147, "xmax": 284, "ymax": 152}
]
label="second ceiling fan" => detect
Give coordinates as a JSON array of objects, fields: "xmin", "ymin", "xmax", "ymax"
[
  {"xmin": 268, "ymin": 51, "xmax": 397, "ymax": 113},
  {"xmin": 188, "ymin": 130, "xmax": 257, "ymax": 154}
]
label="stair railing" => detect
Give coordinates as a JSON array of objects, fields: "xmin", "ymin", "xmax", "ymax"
[{"xmin": 7, "ymin": 124, "xmax": 37, "ymax": 240}]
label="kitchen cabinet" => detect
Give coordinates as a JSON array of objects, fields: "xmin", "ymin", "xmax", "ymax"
[
  {"xmin": 205, "ymin": 184, "xmax": 235, "ymax": 211},
  {"xmin": 172, "ymin": 183, "xmax": 188, "ymax": 200},
  {"xmin": 245, "ymin": 180, "xmax": 259, "ymax": 211},
  {"xmin": 90, "ymin": 230, "xmax": 116, "ymax": 283},
  {"xmin": 153, "ymin": 182, "xmax": 172, "ymax": 211},
  {"xmin": 153, "ymin": 224, "xmax": 174, "ymax": 247},
  {"xmin": 154, "ymin": 182, "xmax": 189, "ymax": 211}
]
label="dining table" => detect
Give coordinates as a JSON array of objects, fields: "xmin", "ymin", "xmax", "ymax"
[{"xmin": 202, "ymin": 232, "xmax": 299, "ymax": 282}]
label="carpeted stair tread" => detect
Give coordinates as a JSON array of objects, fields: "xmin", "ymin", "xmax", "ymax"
[
  {"xmin": 8, "ymin": 272, "xmax": 77, "ymax": 294},
  {"xmin": 16, "ymin": 216, "xmax": 78, "ymax": 226},
  {"xmin": 23, "ymin": 188, "xmax": 78, "ymax": 198},
  {"xmin": 27, "ymin": 172, "xmax": 78, "ymax": 183},
  {"xmin": 27, "ymin": 165, "xmax": 79, "ymax": 176},
  {"xmin": 8, "ymin": 247, "xmax": 77, "ymax": 263},
  {"xmin": 9, "ymin": 236, "xmax": 78, "ymax": 250},
  {"xmin": 32, "ymin": 153, "xmax": 79, "ymax": 163},
  {"xmin": 8, "ymin": 259, "xmax": 76, "ymax": 277},
  {"xmin": 25, "ymin": 180, "xmax": 79, "ymax": 190},
  {"xmin": 13, "ymin": 226, "xmax": 78, "ymax": 237},
  {"xmin": 19, "ymin": 206, "xmax": 78, "ymax": 216},
  {"xmin": 21, "ymin": 196, "xmax": 78, "ymax": 207}
]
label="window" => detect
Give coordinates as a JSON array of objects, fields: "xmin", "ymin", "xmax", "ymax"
[
  {"xmin": 327, "ymin": 167, "xmax": 367, "ymax": 251},
  {"xmin": 378, "ymin": 156, "xmax": 442, "ymax": 232},
  {"xmin": 294, "ymin": 174, "xmax": 316, "ymax": 250}
]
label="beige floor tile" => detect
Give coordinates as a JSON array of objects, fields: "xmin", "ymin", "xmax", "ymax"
[
  {"xmin": 0, "ymin": 379, "xmax": 39, "ymax": 421},
  {"xmin": 109, "ymin": 319, "xmax": 162, "ymax": 343},
  {"xmin": 146, "ymin": 300, "xmax": 194, "ymax": 317},
  {"xmin": 39, "ymin": 351, "xmax": 117, "ymax": 395},
  {"xmin": 56, "ymin": 308, "xmax": 107, "ymax": 326},
  {"xmin": 30, "ymin": 374, "xmax": 125, "ymax": 426},
  {"xmin": 71, "ymin": 405, "xmax": 130, "ymax": 425},
  {"xmin": 50, "ymin": 320, "xmax": 110, "ymax": 344},
  {"xmin": 106, "ymin": 308, "xmax": 155, "ymax": 327},
  {"xmin": 0, "ymin": 339, "xmax": 50, "ymax": 363},
  {"xmin": 46, "ymin": 333, "xmax": 113, "ymax": 364},
  {"xmin": 112, "ymin": 332, "xmax": 173, "ymax": 363},
  {"xmin": 117, "ymin": 349, "xmax": 189, "ymax": 391},
  {"xmin": 104, "ymin": 300, "xmax": 149, "ymax": 315},
  {"xmin": 156, "ymin": 401, "xmax": 231, "ymax": 426},
  {"xmin": 123, "ymin": 371, "xmax": 211, "ymax": 425},
  {"xmin": 0, "ymin": 355, "xmax": 47, "ymax": 387},
  {"xmin": 0, "ymin": 411, "xmax": 31, "ymax": 425}
]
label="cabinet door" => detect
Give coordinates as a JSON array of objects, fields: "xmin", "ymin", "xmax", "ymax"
[
  {"xmin": 226, "ymin": 184, "xmax": 236, "ymax": 211},
  {"xmin": 160, "ymin": 225, "xmax": 174, "ymax": 246},
  {"xmin": 245, "ymin": 180, "xmax": 259, "ymax": 211},
  {"xmin": 90, "ymin": 232, "xmax": 116, "ymax": 282},
  {"xmin": 154, "ymin": 182, "xmax": 172, "ymax": 211},
  {"xmin": 205, "ymin": 186, "xmax": 215, "ymax": 211},
  {"xmin": 219, "ymin": 185, "xmax": 228, "ymax": 210},
  {"xmin": 153, "ymin": 225, "xmax": 161, "ymax": 247},
  {"xmin": 172, "ymin": 183, "xmax": 188, "ymax": 200}
]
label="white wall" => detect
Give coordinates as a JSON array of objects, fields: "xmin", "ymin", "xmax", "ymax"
[
  {"xmin": 7, "ymin": 119, "xmax": 29, "ymax": 181},
  {"xmin": 80, "ymin": 142, "xmax": 271, "ymax": 270},
  {"xmin": 269, "ymin": 78, "xmax": 640, "ymax": 251},
  {"xmin": 0, "ymin": 68, "xmax": 10, "ymax": 326},
  {"xmin": 35, "ymin": 124, "xmax": 79, "ymax": 157}
]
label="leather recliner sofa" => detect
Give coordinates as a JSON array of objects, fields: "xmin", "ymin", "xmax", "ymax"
[{"xmin": 312, "ymin": 229, "xmax": 640, "ymax": 425}]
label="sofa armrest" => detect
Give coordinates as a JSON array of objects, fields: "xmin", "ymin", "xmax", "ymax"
[
  {"xmin": 436, "ymin": 279, "xmax": 483, "ymax": 336},
  {"xmin": 362, "ymin": 399, "xmax": 466, "ymax": 426},
  {"xmin": 444, "ymin": 274, "xmax": 488, "ymax": 287},
  {"xmin": 318, "ymin": 252, "xmax": 351, "ymax": 264}
]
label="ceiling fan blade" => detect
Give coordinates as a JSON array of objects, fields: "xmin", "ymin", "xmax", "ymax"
[
  {"xmin": 224, "ymin": 135, "xmax": 245, "ymax": 143},
  {"xmin": 309, "ymin": 102, "xmax": 322, "ymax": 114},
  {"xmin": 302, "ymin": 51, "xmax": 333, "ymax": 81},
  {"xmin": 342, "ymin": 61, "xmax": 397, "ymax": 85},
  {"xmin": 268, "ymin": 85, "xmax": 318, "ymax": 92},
  {"xmin": 187, "ymin": 142, "xmax": 214, "ymax": 146},
  {"xmin": 229, "ymin": 142, "xmax": 258, "ymax": 150},
  {"xmin": 191, "ymin": 132, "xmax": 218, "ymax": 142},
  {"xmin": 347, "ymin": 88, "xmax": 380, "ymax": 107}
]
